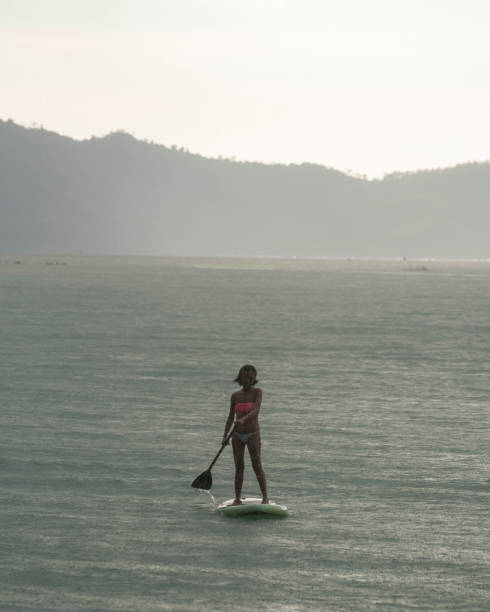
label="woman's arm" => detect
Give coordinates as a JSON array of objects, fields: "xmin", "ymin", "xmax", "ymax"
[{"xmin": 222, "ymin": 395, "xmax": 236, "ymax": 445}]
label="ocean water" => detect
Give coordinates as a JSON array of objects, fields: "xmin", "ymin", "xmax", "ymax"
[{"xmin": 0, "ymin": 255, "xmax": 489, "ymax": 611}]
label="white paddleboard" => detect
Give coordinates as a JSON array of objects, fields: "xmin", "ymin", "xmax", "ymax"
[{"xmin": 217, "ymin": 497, "xmax": 288, "ymax": 517}]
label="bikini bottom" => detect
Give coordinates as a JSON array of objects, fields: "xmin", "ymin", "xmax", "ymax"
[{"xmin": 233, "ymin": 431, "xmax": 258, "ymax": 444}]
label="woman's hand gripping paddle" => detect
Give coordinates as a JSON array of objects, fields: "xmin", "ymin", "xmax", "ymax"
[{"xmin": 191, "ymin": 426, "xmax": 235, "ymax": 490}]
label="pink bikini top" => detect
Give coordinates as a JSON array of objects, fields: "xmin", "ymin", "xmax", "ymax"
[{"xmin": 234, "ymin": 402, "xmax": 255, "ymax": 417}]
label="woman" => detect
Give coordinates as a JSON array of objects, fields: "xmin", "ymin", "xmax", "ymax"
[{"xmin": 222, "ymin": 364, "xmax": 268, "ymax": 505}]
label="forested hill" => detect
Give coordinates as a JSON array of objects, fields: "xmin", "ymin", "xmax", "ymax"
[{"xmin": 1, "ymin": 119, "xmax": 489, "ymax": 257}]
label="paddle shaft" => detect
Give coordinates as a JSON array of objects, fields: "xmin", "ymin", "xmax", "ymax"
[{"xmin": 207, "ymin": 425, "xmax": 235, "ymax": 471}]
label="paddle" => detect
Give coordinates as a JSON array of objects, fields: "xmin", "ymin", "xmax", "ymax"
[{"xmin": 191, "ymin": 426, "xmax": 235, "ymax": 490}]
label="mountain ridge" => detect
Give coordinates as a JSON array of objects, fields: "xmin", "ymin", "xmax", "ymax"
[{"xmin": 1, "ymin": 119, "xmax": 489, "ymax": 257}]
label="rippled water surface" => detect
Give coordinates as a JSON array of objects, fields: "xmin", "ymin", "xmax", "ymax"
[{"xmin": 1, "ymin": 256, "xmax": 489, "ymax": 611}]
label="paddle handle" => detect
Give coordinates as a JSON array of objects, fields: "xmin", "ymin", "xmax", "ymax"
[{"xmin": 208, "ymin": 425, "xmax": 235, "ymax": 471}]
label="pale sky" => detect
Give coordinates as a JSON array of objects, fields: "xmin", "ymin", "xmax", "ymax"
[{"xmin": 2, "ymin": 0, "xmax": 490, "ymax": 177}]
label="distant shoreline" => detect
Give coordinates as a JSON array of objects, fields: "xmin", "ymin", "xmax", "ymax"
[{"xmin": 2, "ymin": 254, "xmax": 489, "ymax": 269}]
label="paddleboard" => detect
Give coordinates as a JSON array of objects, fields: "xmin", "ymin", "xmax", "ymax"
[{"xmin": 217, "ymin": 497, "xmax": 288, "ymax": 517}]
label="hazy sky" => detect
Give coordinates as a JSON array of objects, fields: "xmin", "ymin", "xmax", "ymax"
[{"xmin": 2, "ymin": 0, "xmax": 490, "ymax": 177}]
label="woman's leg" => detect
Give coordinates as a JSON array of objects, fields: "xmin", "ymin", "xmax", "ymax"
[
  {"xmin": 247, "ymin": 434, "xmax": 268, "ymax": 503},
  {"xmin": 232, "ymin": 435, "xmax": 245, "ymax": 504}
]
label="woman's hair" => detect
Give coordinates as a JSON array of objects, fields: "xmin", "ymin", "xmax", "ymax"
[{"xmin": 234, "ymin": 364, "xmax": 259, "ymax": 385}]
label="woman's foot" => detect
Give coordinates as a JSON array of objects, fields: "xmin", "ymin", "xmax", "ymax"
[
  {"xmin": 262, "ymin": 498, "xmax": 269, "ymax": 504},
  {"xmin": 231, "ymin": 499, "xmax": 242, "ymax": 506}
]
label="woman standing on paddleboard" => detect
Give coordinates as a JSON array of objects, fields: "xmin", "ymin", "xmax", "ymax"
[{"xmin": 222, "ymin": 364, "xmax": 269, "ymax": 506}]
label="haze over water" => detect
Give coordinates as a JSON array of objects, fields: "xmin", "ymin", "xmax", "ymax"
[{"xmin": 1, "ymin": 256, "xmax": 489, "ymax": 610}]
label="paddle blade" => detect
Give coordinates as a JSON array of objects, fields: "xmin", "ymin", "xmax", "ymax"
[{"xmin": 191, "ymin": 469, "xmax": 212, "ymax": 490}]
